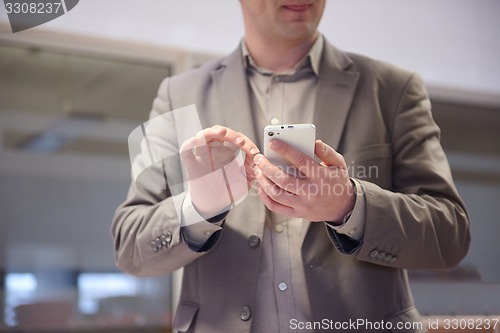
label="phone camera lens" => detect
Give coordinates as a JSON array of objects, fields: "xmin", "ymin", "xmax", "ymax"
[{"xmin": 268, "ymin": 131, "xmax": 274, "ymax": 137}]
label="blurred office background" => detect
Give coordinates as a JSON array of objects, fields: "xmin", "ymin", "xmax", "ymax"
[{"xmin": 0, "ymin": 0, "xmax": 499, "ymax": 332}]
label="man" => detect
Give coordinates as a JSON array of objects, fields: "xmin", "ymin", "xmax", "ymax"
[{"xmin": 112, "ymin": 1, "xmax": 471, "ymax": 332}]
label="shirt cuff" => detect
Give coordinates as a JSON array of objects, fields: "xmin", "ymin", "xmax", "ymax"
[
  {"xmin": 180, "ymin": 193, "xmax": 225, "ymax": 250},
  {"xmin": 180, "ymin": 193, "xmax": 228, "ymax": 227},
  {"xmin": 326, "ymin": 178, "xmax": 366, "ymax": 242}
]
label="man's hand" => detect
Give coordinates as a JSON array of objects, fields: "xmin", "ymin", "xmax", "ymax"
[
  {"xmin": 179, "ymin": 125, "xmax": 259, "ymax": 219},
  {"xmin": 253, "ymin": 139, "xmax": 355, "ymax": 223}
]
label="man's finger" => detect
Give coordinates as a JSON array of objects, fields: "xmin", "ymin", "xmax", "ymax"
[
  {"xmin": 254, "ymin": 181, "xmax": 297, "ymax": 216},
  {"xmin": 203, "ymin": 126, "xmax": 260, "ymax": 159},
  {"xmin": 253, "ymin": 153, "xmax": 303, "ymax": 195},
  {"xmin": 267, "ymin": 139, "xmax": 317, "ymax": 178},
  {"xmin": 254, "ymin": 164, "xmax": 298, "ymax": 204},
  {"xmin": 314, "ymin": 140, "xmax": 347, "ymax": 169}
]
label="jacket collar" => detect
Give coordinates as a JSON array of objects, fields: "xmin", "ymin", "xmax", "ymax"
[
  {"xmin": 211, "ymin": 46, "xmax": 258, "ymax": 146},
  {"xmin": 212, "ymin": 38, "xmax": 359, "ymax": 152},
  {"xmin": 313, "ymin": 41, "xmax": 359, "ymax": 151}
]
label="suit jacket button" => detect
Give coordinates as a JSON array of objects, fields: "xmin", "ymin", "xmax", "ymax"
[
  {"xmin": 160, "ymin": 234, "xmax": 167, "ymax": 246},
  {"xmin": 383, "ymin": 254, "xmax": 394, "ymax": 262},
  {"xmin": 369, "ymin": 250, "xmax": 379, "ymax": 258},
  {"xmin": 150, "ymin": 241, "xmax": 158, "ymax": 252},
  {"xmin": 165, "ymin": 232, "xmax": 173, "ymax": 245},
  {"xmin": 155, "ymin": 237, "xmax": 162, "ymax": 249},
  {"xmin": 240, "ymin": 306, "xmax": 252, "ymax": 321},
  {"xmin": 248, "ymin": 235, "xmax": 261, "ymax": 248},
  {"xmin": 377, "ymin": 251, "xmax": 386, "ymax": 260}
]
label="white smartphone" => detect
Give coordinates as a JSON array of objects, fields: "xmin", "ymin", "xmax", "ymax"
[{"xmin": 263, "ymin": 123, "xmax": 316, "ymax": 174}]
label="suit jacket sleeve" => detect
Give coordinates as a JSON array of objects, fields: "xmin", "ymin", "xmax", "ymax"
[
  {"xmin": 352, "ymin": 73, "xmax": 470, "ymax": 270},
  {"xmin": 111, "ymin": 78, "xmax": 220, "ymax": 277}
]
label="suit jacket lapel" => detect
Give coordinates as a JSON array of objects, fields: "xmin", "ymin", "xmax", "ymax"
[
  {"xmin": 211, "ymin": 46, "xmax": 259, "ymax": 147},
  {"xmin": 313, "ymin": 42, "xmax": 360, "ymax": 152},
  {"xmin": 211, "ymin": 41, "xmax": 359, "ymax": 153},
  {"xmin": 302, "ymin": 42, "xmax": 360, "ymax": 240},
  {"xmin": 211, "ymin": 45, "xmax": 266, "ymax": 236}
]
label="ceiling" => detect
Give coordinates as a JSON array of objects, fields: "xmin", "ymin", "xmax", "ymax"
[
  {"xmin": 0, "ymin": 39, "xmax": 174, "ymax": 157},
  {"xmin": 0, "ymin": 42, "xmax": 171, "ymax": 121}
]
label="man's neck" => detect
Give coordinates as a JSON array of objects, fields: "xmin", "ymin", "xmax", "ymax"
[{"xmin": 244, "ymin": 32, "xmax": 318, "ymax": 73}]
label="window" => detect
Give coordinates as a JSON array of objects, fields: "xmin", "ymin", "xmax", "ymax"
[
  {"xmin": 4, "ymin": 274, "xmax": 37, "ymax": 327},
  {"xmin": 78, "ymin": 273, "xmax": 139, "ymax": 315}
]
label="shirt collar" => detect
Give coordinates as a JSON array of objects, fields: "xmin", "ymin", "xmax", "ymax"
[{"xmin": 241, "ymin": 34, "xmax": 324, "ymax": 76}]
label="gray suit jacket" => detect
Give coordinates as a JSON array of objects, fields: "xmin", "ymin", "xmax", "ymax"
[{"xmin": 112, "ymin": 40, "xmax": 470, "ymax": 333}]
